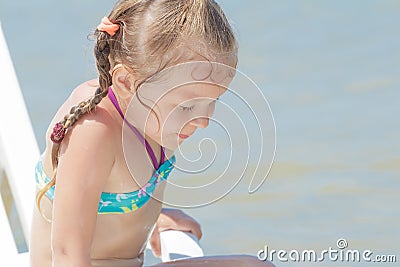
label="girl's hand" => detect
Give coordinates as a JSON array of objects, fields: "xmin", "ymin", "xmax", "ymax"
[{"xmin": 149, "ymin": 208, "xmax": 202, "ymax": 258}]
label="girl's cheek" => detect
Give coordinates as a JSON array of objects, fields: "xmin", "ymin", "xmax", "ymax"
[
  {"xmin": 144, "ymin": 112, "xmax": 162, "ymax": 135},
  {"xmin": 164, "ymin": 108, "xmax": 183, "ymax": 126},
  {"xmin": 173, "ymin": 114, "xmax": 192, "ymax": 131}
]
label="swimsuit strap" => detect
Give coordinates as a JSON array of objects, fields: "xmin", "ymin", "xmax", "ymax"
[{"xmin": 108, "ymin": 87, "xmax": 165, "ymax": 169}]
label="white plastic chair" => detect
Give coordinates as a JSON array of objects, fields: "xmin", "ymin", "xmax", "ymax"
[
  {"xmin": 0, "ymin": 22, "xmax": 203, "ymax": 265},
  {"xmin": 0, "ymin": 21, "xmax": 38, "ymax": 264}
]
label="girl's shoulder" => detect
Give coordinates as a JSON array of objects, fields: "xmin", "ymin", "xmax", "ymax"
[
  {"xmin": 47, "ymin": 79, "xmax": 119, "ymax": 136},
  {"xmin": 68, "ymin": 79, "xmax": 101, "ymax": 103},
  {"xmin": 43, "ymin": 80, "xmax": 121, "ymax": 181},
  {"xmin": 43, "ymin": 79, "xmax": 121, "ymax": 160},
  {"xmin": 67, "ymin": 79, "xmax": 118, "ymax": 131}
]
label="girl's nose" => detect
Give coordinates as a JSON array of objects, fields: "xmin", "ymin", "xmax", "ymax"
[{"xmin": 189, "ymin": 117, "xmax": 210, "ymax": 129}]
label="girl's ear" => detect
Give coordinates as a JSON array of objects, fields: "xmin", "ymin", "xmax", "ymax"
[{"xmin": 111, "ymin": 64, "xmax": 136, "ymax": 100}]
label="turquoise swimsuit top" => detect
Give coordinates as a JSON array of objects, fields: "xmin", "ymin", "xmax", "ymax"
[
  {"xmin": 35, "ymin": 155, "xmax": 175, "ymax": 214},
  {"xmin": 35, "ymin": 88, "xmax": 176, "ymax": 214}
]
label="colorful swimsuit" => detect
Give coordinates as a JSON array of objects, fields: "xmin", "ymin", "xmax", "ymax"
[{"xmin": 35, "ymin": 88, "xmax": 175, "ymax": 214}]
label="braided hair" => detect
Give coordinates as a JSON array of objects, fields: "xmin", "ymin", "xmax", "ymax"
[{"xmin": 36, "ymin": 22, "xmax": 116, "ymax": 217}]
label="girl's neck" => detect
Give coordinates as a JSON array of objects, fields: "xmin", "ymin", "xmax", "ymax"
[{"xmin": 107, "ymin": 86, "xmax": 167, "ymax": 168}]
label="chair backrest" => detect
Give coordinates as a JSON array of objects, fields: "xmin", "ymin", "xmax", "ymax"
[{"xmin": 0, "ymin": 22, "xmax": 40, "ymax": 262}]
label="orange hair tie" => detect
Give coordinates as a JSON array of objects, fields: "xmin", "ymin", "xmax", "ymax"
[{"xmin": 97, "ymin": 17, "xmax": 120, "ymax": 36}]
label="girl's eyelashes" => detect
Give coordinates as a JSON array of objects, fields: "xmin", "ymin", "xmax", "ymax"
[
  {"xmin": 179, "ymin": 105, "xmax": 195, "ymax": 112},
  {"xmin": 178, "ymin": 98, "xmax": 220, "ymax": 112}
]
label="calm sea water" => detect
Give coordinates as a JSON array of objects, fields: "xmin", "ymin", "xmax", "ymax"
[{"xmin": 1, "ymin": 0, "xmax": 399, "ymax": 266}]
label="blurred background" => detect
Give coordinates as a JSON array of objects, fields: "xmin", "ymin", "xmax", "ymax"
[{"xmin": 1, "ymin": 0, "xmax": 399, "ymax": 266}]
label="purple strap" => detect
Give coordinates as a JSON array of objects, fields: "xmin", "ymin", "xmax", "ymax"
[{"xmin": 108, "ymin": 87, "xmax": 165, "ymax": 170}]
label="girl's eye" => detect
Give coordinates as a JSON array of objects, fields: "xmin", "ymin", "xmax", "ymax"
[
  {"xmin": 179, "ymin": 105, "xmax": 194, "ymax": 112},
  {"xmin": 178, "ymin": 98, "xmax": 219, "ymax": 112}
]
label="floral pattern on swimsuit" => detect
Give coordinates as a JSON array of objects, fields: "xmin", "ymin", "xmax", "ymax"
[{"xmin": 35, "ymin": 155, "xmax": 176, "ymax": 214}]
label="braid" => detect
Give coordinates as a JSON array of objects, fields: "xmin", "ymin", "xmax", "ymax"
[
  {"xmin": 49, "ymin": 31, "xmax": 112, "ymax": 168},
  {"xmin": 95, "ymin": 30, "xmax": 113, "ymax": 94},
  {"xmin": 50, "ymin": 30, "xmax": 112, "ymax": 154},
  {"xmin": 36, "ymin": 31, "xmax": 113, "ymax": 219},
  {"xmin": 49, "ymin": 86, "xmax": 107, "ymax": 167}
]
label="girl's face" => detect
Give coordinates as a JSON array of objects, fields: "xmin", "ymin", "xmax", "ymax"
[{"xmin": 125, "ymin": 60, "xmax": 235, "ymax": 150}]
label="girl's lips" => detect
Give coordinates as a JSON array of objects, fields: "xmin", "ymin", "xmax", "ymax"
[{"xmin": 178, "ymin": 133, "xmax": 190, "ymax": 139}]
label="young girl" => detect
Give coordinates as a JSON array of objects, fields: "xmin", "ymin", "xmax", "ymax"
[{"xmin": 30, "ymin": 0, "xmax": 274, "ymax": 266}]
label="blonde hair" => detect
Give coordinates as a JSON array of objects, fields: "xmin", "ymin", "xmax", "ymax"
[{"xmin": 37, "ymin": 0, "xmax": 237, "ymax": 215}]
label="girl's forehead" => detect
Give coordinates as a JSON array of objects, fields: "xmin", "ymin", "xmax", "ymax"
[
  {"xmin": 167, "ymin": 83, "xmax": 225, "ymax": 100},
  {"xmin": 140, "ymin": 60, "xmax": 234, "ymax": 99}
]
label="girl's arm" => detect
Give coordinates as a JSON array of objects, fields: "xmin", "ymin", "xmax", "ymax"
[{"xmin": 50, "ymin": 110, "xmax": 115, "ymax": 266}]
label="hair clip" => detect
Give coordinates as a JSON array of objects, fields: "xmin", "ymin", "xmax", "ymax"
[
  {"xmin": 50, "ymin": 122, "xmax": 66, "ymax": 144},
  {"xmin": 97, "ymin": 17, "xmax": 120, "ymax": 36}
]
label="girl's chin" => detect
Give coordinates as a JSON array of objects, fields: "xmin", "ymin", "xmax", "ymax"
[
  {"xmin": 156, "ymin": 135, "xmax": 182, "ymax": 151},
  {"xmin": 155, "ymin": 133, "xmax": 192, "ymax": 151}
]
